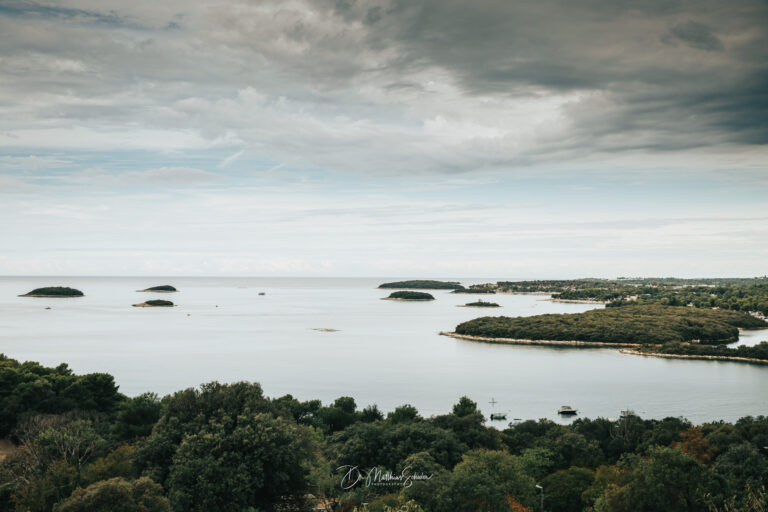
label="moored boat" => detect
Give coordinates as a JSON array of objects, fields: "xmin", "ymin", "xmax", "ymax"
[{"xmin": 558, "ymin": 405, "xmax": 578, "ymax": 415}]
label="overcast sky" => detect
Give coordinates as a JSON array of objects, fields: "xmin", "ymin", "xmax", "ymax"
[{"xmin": 1, "ymin": 0, "xmax": 767, "ymax": 277}]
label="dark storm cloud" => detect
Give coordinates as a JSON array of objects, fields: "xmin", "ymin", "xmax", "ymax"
[
  {"xmin": 323, "ymin": 0, "xmax": 768, "ymax": 147},
  {"xmin": 0, "ymin": 0, "xmax": 766, "ymax": 172},
  {"xmin": 663, "ymin": 21, "xmax": 725, "ymax": 51}
]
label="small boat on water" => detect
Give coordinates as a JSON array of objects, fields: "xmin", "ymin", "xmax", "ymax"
[
  {"xmin": 490, "ymin": 413, "xmax": 507, "ymax": 421},
  {"xmin": 508, "ymin": 418, "xmax": 523, "ymax": 427},
  {"xmin": 558, "ymin": 405, "xmax": 578, "ymax": 415}
]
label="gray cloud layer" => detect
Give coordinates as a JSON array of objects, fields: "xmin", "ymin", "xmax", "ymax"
[{"xmin": 0, "ymin": 0, "xmax": 766, "ymax": 175}]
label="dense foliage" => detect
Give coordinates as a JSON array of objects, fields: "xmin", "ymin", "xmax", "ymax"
[
  {"xmin": 0, "ymin": 354, "xmax": 123, "ymax": 438},
  {"xmin": 387, "ymin": 291, "xmax": 435, "ymax": 300},
  {"xmin": 379, "ymin": 280, "xmax": 463, "ymax": 290},
  {"xmin": 636, "ymin": 341, "xmax": 768, "ymax": 361},
  {"xmin": 1, "ymin": 356, "xmax": 768, "ymax": 511},
  {"xmin": 477, "ymin": 278, "xmax": 768, "ymax": 316},
  {"xmin": 143, "ymin": 285, "xmax": 177, "ymax": 292},
  {"xmin": 464, "ymin": 301, "xmax": 500, "ymax": 307},
  {"xmin": 22, "ymin": 287, "xmax": 84, "ymax": 297},
  {"xmin": 142, "ymin": 300, "xmax": 174, "ymax": 307},
  {"xmin": 454, "ymin": 305, "xmax": 765, "ymax": 344}
]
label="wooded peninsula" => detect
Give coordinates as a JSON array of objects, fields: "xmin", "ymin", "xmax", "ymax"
[
  {"xmin": 454, "ymin": 305, "xmax": 764, "ymax": 345},
  {"xmin": 440, "ymin": 277, "xmax": 768, "ymax": 363}
]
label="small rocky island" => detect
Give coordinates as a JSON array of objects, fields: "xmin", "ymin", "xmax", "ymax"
[
  {"xmin": 383, "ymin": 291, "xmax": 435, "ymax": 301},
  {"xmin": 451, "ymin": 288, "xmax": 496, "ymax": 294},
  {"xmin": 137, "ymin": 285, "xmax": 177, "ymax": 292},
  {"xmin": 20, "ymin": 286, "xmax": 84, "ymax": 297},
  {"xmin": 132, "ymin": 299, "xmax": 175, "ymax": 307},
  {"xmin": 461, "ymin": 300, "xmax": 500, "ymax": 307}
]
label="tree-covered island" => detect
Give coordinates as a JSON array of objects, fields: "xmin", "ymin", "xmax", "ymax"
[
  {"xmin": 451, "ymin": 288, "xmax": 496, "ymax": 294},
  {"xmin": 446, "ymin": 305, "xmax": 768, "ymax": 362},
  {"xmin": 132, "ymin": 299, "xmax": 175, "ymax": 307},
  {"xmin": 461, "ymin": 301, "xmax": 501, "ymax": 307},
  {"xmin": 19, "ymin": 286, "xmax": 84, "ymax": 297},
  {"xmin": 137, "ymin": 285, "xmax": 178, "ymax": 292},
  {"xmin": 383, "ymin": 291, "xmax": 435, "ymax": 301},
  {"xmin": 1, "ymin": 353, "xmax": 767, "ymax": 511},
  {"xmin": 378, "ymin": 280, "xmax": 463, "ymax": 290}
]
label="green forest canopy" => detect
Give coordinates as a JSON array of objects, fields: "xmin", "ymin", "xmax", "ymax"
[
  {"xmin": 143, "ymin": 285, "xmax": 177, "ymax": 292},
  {"xmin": 454, "ymin": 305, "xmax": 766, "ymax": 345}
]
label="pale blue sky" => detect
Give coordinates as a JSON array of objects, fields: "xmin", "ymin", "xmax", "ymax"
[{"xmin": 1, "ymin": 1, "xmax": 767, "ymax": 277}]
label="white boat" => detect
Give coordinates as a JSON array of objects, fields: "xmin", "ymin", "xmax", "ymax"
[{"xmin": 558, "ymin": 405, "xmax": 578, "ymax": 415}]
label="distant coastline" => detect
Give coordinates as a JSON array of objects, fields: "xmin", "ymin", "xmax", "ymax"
[{"xmin": 542, "ymin": 298, "xmax": 608, "ymax": 304}]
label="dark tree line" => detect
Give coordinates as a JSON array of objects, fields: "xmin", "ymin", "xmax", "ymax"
[{"xmin": 1, "ymin": 355, "xmax": 767, "ymax": 511}]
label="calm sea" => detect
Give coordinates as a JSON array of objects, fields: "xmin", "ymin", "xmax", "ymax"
[{"xmin": 1, "ymin": 276, "xmax": 766, "ymax": 424}]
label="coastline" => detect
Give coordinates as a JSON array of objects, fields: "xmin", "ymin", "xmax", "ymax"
[
  {"xmin": 619, "ymin": 349, "xmax": 768, "ymax": 365},
  {"xmin": 18, "ymin": 294, "xmax": 83, "ymax": 298},
  {"xmin": 440, "ymin": 332, "xmax": 768, "ymax": 365},
  {"xmin": 542, "ymin": 298, "xmax": 609, "ymax": 304},
  {"xmin": 382, "ymin": 297, "xmax": 434, "ymax": 301},
  {"xmin": 439, "ymin": 331, "xmax": 641, "ymax": 348},
  {"xmin": 136, "ymin": 289, "xmax": 177, "ymax": 293},
  {"xmin": 494, "ymin": 291, "xmax": 553, "ymax": 296}
]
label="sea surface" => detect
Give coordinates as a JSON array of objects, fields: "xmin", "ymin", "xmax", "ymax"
[{"xmin": 1, "ymin": 276, "xmax": 767, "ymax": 425}]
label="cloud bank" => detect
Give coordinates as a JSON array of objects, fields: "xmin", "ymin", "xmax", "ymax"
[{"xmin": 1, "ymin": 0, "xmax": 767, "ymax": 276}]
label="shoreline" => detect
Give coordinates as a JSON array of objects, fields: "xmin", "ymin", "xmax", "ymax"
[
  {"xmin": 381, "ymin": 297, "xmax": 434, "ymax": 301},
  {"xmin": 440, "ymin": 332, "xmax": 768, "ymax": 365},
  {"xmin": 439, "ymin": 331, "xmax": 641, "ymax": 348},
  {"xmin": 457, "ymin": 305, "xmax": 501, "ymax": 308},
  {"xmin": 619, "ymin": 349, "xmax": 768, "ymax": 365},
  {"xmin": 542, "ymin": 298, "xmax": 609, "ymax": 304},
  {"xmin": 494, "ymin": 291, "xmax": 553, "ymax": 296},
  {"xmin": 19, "ymin": 294, "xmax": 83, "ymax": 298},
  {"xmin": 136, "ymin": 289, "xmax": 177, "ymax": 293}
]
